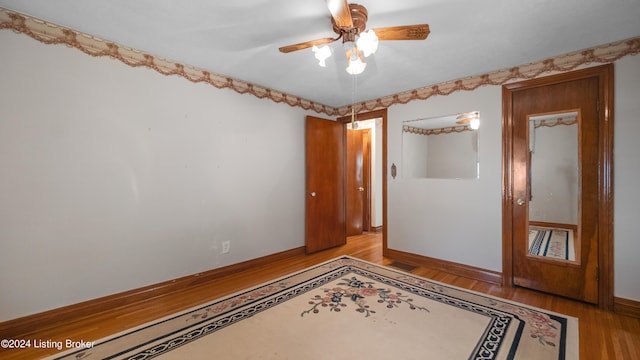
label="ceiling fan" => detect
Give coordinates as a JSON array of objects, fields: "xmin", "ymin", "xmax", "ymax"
[{"xmin": 278, "ymin": 0, "xmax": 430, "ymax": 74}]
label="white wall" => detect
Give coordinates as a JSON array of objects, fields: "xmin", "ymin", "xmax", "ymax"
[
  {"xmin": 388, "ymin": 56, "xmax": 640, "ymax": 301},
  {"xmin": 402, "ymin": 133, "xmax": 429, "ymax": 178},
  {"xmin": 373, "ymin": 119, "xmax": 383, "ymax": 227},
  {"xmin": 0, "ymin": 31, "xmax": 314, "ymax": 321},
  {"xmin": 613, "ymin": 55, "xmax": 640, "ymax": 301},
  {"xmin": 388, "ymin": 86, "xmax": 504, "ymax": 272},
  {"xmin": 1, "ymin": 30, "xmax": 638, "ymax": 322},
  {"xmin": 426, "ymin": 131, "xmax": 478, "ymax": 179}
]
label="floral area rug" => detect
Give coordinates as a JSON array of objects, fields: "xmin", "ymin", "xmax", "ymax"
[{"xmin": 47, "ymin": 256, "xmax": 578, "ymax": 360}]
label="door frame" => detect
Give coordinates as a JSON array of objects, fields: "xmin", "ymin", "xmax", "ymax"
[
  {"xmin": 338, "ymin": 109, "xmax": 388, "ymax": 251},
  {"xmin": 362, "ymin": 128, "xmax": 372, "ymax": 232},
  {"xmin": 346, "ymin": 128, "xmax": 365, "ymax": 236},
  {"xmin": 346, "ymin": 128, "xmax": 373, "ymax": 234},
  {"xmin": 501, "ymin": 64, "xmax": 614, "ymax": 309}
]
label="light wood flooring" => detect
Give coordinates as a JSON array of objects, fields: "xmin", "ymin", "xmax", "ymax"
[{"xmin": 1, "ymin": 232, "xmax": 639, "ymax": 359}]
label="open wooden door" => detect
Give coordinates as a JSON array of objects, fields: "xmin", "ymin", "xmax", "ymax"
[
  {"xmin": 346, "ymin": 128, "xmax": 372, "ymax": 236},
  {"xmin": 361, "ymin": 128, "xmax": 371, "ymax": 233},
  {"xmin": 305, "ymin": 116, "xmax": 346, "ymax": 253},
  {"xmin": 346, "ymin": 129, "xmax": 364, "ymax": 236},
  {"xmin": 503, "ymin": 65, "xmax": 614, "ymax": 306}
]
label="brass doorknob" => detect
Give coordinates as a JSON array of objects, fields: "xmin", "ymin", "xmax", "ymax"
[{"xmin": 516, "ymin": 198, "xmax": 525, "ymax": 206}]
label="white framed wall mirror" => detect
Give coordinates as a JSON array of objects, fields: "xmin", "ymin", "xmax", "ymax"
[{"xmin": 402, "ymin": 112, "xmax": 479, "ymax": 179}]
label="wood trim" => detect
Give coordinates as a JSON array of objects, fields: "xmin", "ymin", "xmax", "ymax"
[
  {"xmin": 0, "ymin": 246, "xmax": 305, "ymax": 338},
  {"xmin": 599, "ymin": 64, "xmax": 615, "ymax": 311},
  {"xmin": 501, "ymin": 64, "xmax": 614, "ymax": 310},
  {"xmin": 384, "ymin": 248, "xmax": 503, "ymax": 285},
  {"xmin": 502, "ymin": 83, "xmax": 515, "ymax": 288},
  {"xmin": 614, "ymin": 297, "xmax": 640, "ymax": 318},
  {"xmin": 362, "ymin": 128, "xmax": 372, "ymax": 232},
  {"xmin": 529, "ymin": 221, "xmax": 578, "ymax": 233},
  {"xmin": 382, "ymin": 110, "xmax": 388, "ymax": 255},
  {"xmin": 337, "ymin": 109, "xmax": 388, "ymax": 257}
]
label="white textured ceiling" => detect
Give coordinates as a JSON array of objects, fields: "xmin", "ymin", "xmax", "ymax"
[{"xmin": 1, "ymin": 0, "xmax": 639, "ymax": 108}]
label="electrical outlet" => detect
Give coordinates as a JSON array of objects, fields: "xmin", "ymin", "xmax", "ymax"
[{"xmin": 221, "ymin": 241, "xmax": 230, "ymax": 254}]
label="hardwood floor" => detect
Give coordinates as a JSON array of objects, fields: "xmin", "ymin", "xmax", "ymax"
[{"xmin": 1, "ymin": 232, "xmax": 639, "ymax": 359}]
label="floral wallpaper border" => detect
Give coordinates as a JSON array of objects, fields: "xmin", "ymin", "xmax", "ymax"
[{"xmin": 1, "ymin": 7, "xmax": 639, "ymax": 117}]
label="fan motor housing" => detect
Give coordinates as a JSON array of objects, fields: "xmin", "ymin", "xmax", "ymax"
[{"xmin": 332, "ymin": 3, "xmax": 368, "ymax": 42}]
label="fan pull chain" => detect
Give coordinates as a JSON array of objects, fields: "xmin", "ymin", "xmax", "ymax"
[{"xmin": 351, "ymin": 73, "xmax": 358, "ymax": 129}]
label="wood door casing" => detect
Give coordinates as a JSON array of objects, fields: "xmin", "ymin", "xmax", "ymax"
[
  {"xmin": 337, "ymin": 109, "xmax": 388, "ymax": 251},
  {"xmin": 362, "ymin": 128, "xmax": 372, "ymax": 232},
  {"xmin": 305, "ymin": 116, "xmax": 346, "ymax": 253},
  {"xmin": 346, "ymin": 128, "xmax": 372, "ymax": 235},
  {"xmin": 502, "ymin": 65, "xmax": 614, "ymax": 308},
  {"xmin": 346, "ymin": 129, "xmax": 364, "ymax": 236}
]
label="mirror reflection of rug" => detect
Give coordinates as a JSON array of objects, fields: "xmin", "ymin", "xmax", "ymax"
[
  {"xmin": 46, "ymin": 256, "xmax": 578, "ymax": 360},
  {"xmin": 528, "ymin": 226, "xmax": 576, "ymax": 261}
]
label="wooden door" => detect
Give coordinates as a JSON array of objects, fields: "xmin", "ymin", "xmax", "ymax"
[
  {"xmin": 361, "ymin": 128, "xmax": 371, "ymax": 232},
  {"xmin": 346, "ymin": 129, "xmax": 364, "ymax": 236},
  {"xmin": 305, "ymin": 116, "xmax": 346, "ymax": 253},
  {"xmin": 346, "ymin": 128, "xmax": 372, "ymax": 236},
  {"xmin": 503, "ymin": 65, "xmax": 614, "ymax": 305}
]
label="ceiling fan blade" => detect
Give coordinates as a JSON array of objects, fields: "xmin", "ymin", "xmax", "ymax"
[
  {"xmin": 373, "ymin": 24, "xmax": 430, "ymax": 41},
  {"xmin": 278, "ymin": 37, "xmax": 337, "ymax": 53},
  {"xmin": 326, "ymin": 0, "xmax": 353, "ymax": 29},
  {"xmin": 456, "ymin": 111, "xmax": 479, "ymax": 124},
  {"xmin": 456, "ymin": 111, "xmax": 479, "ymax": 120}
]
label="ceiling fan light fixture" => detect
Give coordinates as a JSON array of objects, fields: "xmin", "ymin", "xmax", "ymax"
[
  {"xmin": 356, "ymin": 29, "xmax": 378, "ymax": 57},
  {"xmin": 470, "ymin": 117, "xmax": 480, "ymax": 130},
  {"xmin": 345, "ymin": 44, "xmax": 366, "ymax": 75},
  {"xmin": 279, "ymin": 2, "xmax": 430, "ymax": 77},
  {"xmin": 312, "ymin": 45, "xmax": 332, "ymax": 67},
  {"xmin": 346, "ymin": 57, "xmax": 366, "ymax": 75}
]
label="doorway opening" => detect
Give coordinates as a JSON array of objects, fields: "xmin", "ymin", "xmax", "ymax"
[
  {"xmin": 346, "ymin": 119, "xmax": 380, "ymax": 235},
  {"xmin": 339, "ymin": 110, "xmax": 387, "ymax": 245},
  {"xmin": 304, "ymin": 109, "xmax": 387, "ymax": 254}
]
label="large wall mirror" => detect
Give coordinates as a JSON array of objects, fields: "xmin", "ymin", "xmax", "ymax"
[{"xmin": 402, "ymin": 112, "xmax": 479, "ymax": 179}]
